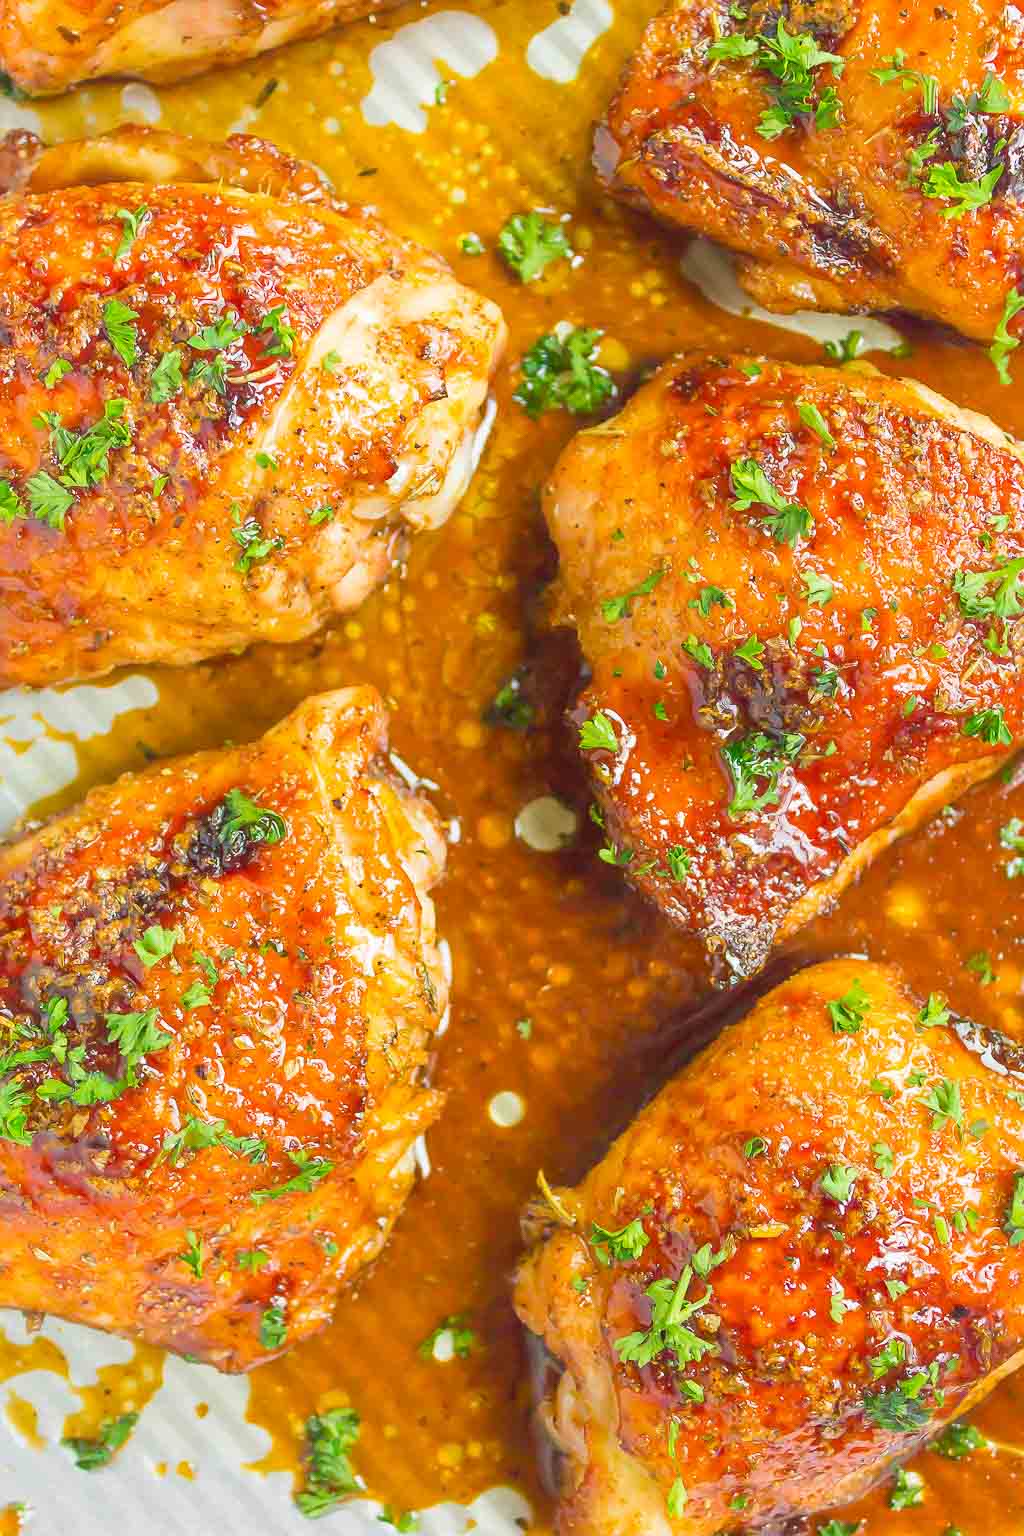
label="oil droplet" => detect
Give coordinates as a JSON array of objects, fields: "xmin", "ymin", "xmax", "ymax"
[{"xmin": 488, "ymin": 1091, "xmax": 525, "ymax": 1128}]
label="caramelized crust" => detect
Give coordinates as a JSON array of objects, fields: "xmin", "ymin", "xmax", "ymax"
[
  {"xmin": 598, "ymin": 0, "xmax": 1024, "ymax": 344},
  {"xmin": 515, "ymin": 959, "xmax": 1024, "ymax": 1535},
  {"xmin": 545, "ymin": 352, "xmax": 1024, "ymax": 973},
  {"xmin": 0, "ymin": 687, "xmax": 447, "ymax": 1371},
  {"xmin": 0, "ymin": 0, "xmax": 406, "ymax": 93},
  {"xmin": 0, "ymin": 127, "xmax": 505, "ymax": 689}
]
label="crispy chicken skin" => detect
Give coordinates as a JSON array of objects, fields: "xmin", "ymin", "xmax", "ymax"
[
  {"xmin": 598, "ymin": 0, "xmax": 1024, "ymax": 347},
  {"xmin": 545, "ymin": 351, "xmax": 1024, "ymax": 974},
  {"xmin": 0, "ymin": 687, "xmax": 447, "ymax": 1371},
  {"xmin": 515, "ymin": 958, "xmax": 1024, "ymax": 1535},
  {"xmin": 0, "ymin": 127, "xmax": 506, "ymax": 690},
  {"xmin": 0, "ymin": 0, "xmax": 405, "ymax": 94}
]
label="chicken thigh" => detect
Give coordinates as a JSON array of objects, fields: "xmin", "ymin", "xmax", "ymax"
[
  {"xmin": 0, "ymin": 0, "xmax": 405, "ymax": 94},
  {"xmin": 598, "ymin": 0, "xmax": 1024, "ymax": 359},
  {"xmin": 0, "ymin": 127, "xmax": 505, "ymax": 690},
  {"xmin": 515, "ymin": 958, "xmax": 1024, "ymax": 1535},
  {"xmin": 545, "ymin": 351, "xmax": 1024, "ymax": 974},
  {"xmin": 0, "ymin": 686, "xmax": 447, "ymax": 1371}
]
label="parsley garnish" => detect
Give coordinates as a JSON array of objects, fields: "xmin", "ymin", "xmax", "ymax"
[
  {"xmin": 150, "ymin": 349, "xmax": 183, "ymax": 404},
  {"xmin": 932, "ymin": 1420, "xmax": 987, "ymax": 1458},
  {"xmin": 601, "ymin": 566, "xmax": 664, "ymax": 622},
  {"xmin": 797, "ymin": 400, "xmax": 836, "ymax": 449},
  {"xmin": 158, "ymin": 1114, "xmax": 266, "ymax": 1167},
  {"xmin": 232, "ymin": 507, "xmax": 283, "ymax": 573},
  {"xmin": 0, "ymin": 1080, "xmax": 31, "ymax": 1143},
  {"xmin": 579, "ymin": 712, "xmax": 619, "ymax": 752},
  {"xmin": 729, "ymin": 458, "xmax": 813, "ymax": 545},
  {"xmin": 863, "ymin": 1383, "xmax": 931, "ymax": 1433},
  {"xmin": 250, "ymin": 1149, "xmax": 333, "ymax": 1205},
  {"xmin": 259, "ymin": 305, "xmax": 296, "ymax": 357},
  {"xmin": 890, "ymin": 1468, "xmax": 924, "ymax": 1509},
  {"xmin": 1004, "ymin": 1171, "xmax": 1024, "ymax": 1244},
  {"xmin": 722, "ymin": 729, "xmax": 804, "ymax": 817},
  {"xmin": 683, "ymin": 633, "xmax": 714, "ymax": 669},
  {"xmin": 102, "ymin": 299, "xmax": 139, "ymax": 367},
  {"xmin": 871, "ymin": 50, "xmax": 939, "ymax": 113},
  {"xmin": 179, "ymin": 1230, "xmax": 203, "ymax": 1279},
  {"xmin": 132, "ymin": 923, "xmax": 181, "ymax": 969},
  {"xmin": 62, "ymin": 1413, "xmax": 138, "ymax": 1471},
  {"xmin": 1000, "ymin": 818, "xmax": 1024, "ymax": 878},
  {"xmin": 614, "ymin": 1263, "xmax": 718, "ymax": 1371},
  {"xmin": 918, "ymin": 993, "xmax": 950, "ymax": 1029},
  {"xmin": 924, "ymin": 1077, "xmax": 963, "ymax": 1134},
  {"xmin": 0, "ymin": 479, "xmax": 25, "ymax": 526},
  {"xmin": 734, "ymin": 634, "xmax": 765, "ymax": 670},
  {"xmin": 114, "ymin": 205, "xmax": 150, "ymax": 264},
  {"xmin": 991, "ymin": 286, "xmax": 1024, "ymax": 384},
  {"xmin": 498, "ymin": 212, "xmax": 572, "ymax": 282},
  {"xmin": 418, "ymin": 1315, "xmax": 476, "ymax": 1360},
  {"xmin": 821, "ymin": 1163, "xmax": 856, "ymax": 1202},
  {"xmin": 43, "ymin": 358, "xmax": 72, "ymax": 389},
  {"xmin": 921, "ymin": 160, "xmax": 1003, "ymax": 217},
  {"xmin": 513, "ymin": 326, "xmax": 615, "ymax": 418},
  {"xmin": 590, "ymin": 1217, "xmax": 649, "ymax": 1265},
  {"xmin": 259, "ymin": 1303, "xmax": 287, "ymax": 1350},
  {"xmin": 963, "ymin": 706, "xmax": 1012, "ymax": 747},
  {"xmin": 824, "ymin": 330, "xmax": 864, "ymax": 363},
  {"xmin": 217, "ymin": 788, "xmax": 288, "ymax": 850},
  {"xmin": 828, "ymin": 979, "xmax": 871, "ymax": 1034},
  {"xmin": 872, "ymin": 1141, "xmax": 895, "ymax": 1176},
  {"xmin": 690, "ymin": 584, "xmax": 732, "ymax": 616},
  {"xmin": 295, "ymin": 1408, "xmax": 360, "ymax": 1518},
  {"xmin": 237, "ymin": 1248, "xmax": 270, "ymax": 1270},
  {"xmin": 26, "ymin": 471, "xmax": 73, "ymax": 531},
  {"xmin": 708, "ymin": 19, "xmax": 844, "ymax": 138}
]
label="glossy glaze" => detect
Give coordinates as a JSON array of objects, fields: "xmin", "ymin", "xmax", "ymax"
[
  {"xmin": 0, "ymin": 688, "xmax": 447, "ymax": 1368},
  {"xmin": 599, "ymin": 0, "xmax": 1024, "ymax": 343}
]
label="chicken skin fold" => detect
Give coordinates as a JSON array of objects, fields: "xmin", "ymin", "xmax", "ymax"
[
  {"xmin": 0, "ymin": 687, "xmax": 447, "ymax": 1371},
  {"xmin": 515, "ymin": 958, "xmax": 1024, "ymax": 1535},
  {"xmin": 0, "ymin": 0, "xmax": 406, "ymax": 94},
  {"xmin": 0, "ymin": 127, "xmax": 506, "ymax": 690},
  {"xmin": 598, "ymin": 0, "xmax": 1024, "ymax": 363},
  {"xmin": 545, "ymin": 351, "xmax": 1024, "ymax": 973}
]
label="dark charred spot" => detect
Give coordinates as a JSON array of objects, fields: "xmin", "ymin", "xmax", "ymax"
[
  {"xmin": 698, "ymin": 638, "xmax": 832, "ymax": 737},
  {"xmin": 185, "ymin": 798, "xmax": 258, "ymax": 878}
]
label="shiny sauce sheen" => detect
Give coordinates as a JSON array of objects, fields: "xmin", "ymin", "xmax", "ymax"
[{"xmin": 4, "ymin": 0, "xmax": 1024, "ymax": 1530}]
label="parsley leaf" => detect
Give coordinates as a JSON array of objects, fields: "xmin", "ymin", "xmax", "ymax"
[
  {"xmin": 217, "ymin": 788, "xmax": 288, "ymax": 850},
  {"xmin": 921, "ymin": 160, "xmax": 1004, "ymax": 218},
  {"xmin": 113, "ymin": 205, "xmax": 150, "ymax": 264},
  {"xmin": 258, "ymin": 305, "xmax": 296, "ymax": 358},
  {"xmin": 889, "ymin": 1467, "xmax": 924, "ymax": 1510},
  {"xmin": 589, "ymin": 1217, "xmax": 649, "ymax": 1265},
  {"xmin": 871, "ymin": 50, "xmax": 939, "ymax": 113},
  {"xmin": 132, "ymin": 923, "xmax": 182, "ymax": 969},
  {"xmin": 601, "ymin": 566, "xmax": 665, "ymax": 622},
  {"xmin": 579, "ymin": 712, "xmax": 619, "ymax": 752},
  {"xmin": 1004, "ymin": 1171, "xmax": 1024, "ymax": 1244},
  {"xmin": 722, "ymin": 729, "xmax": 804, "ymax": 818},
  {"xmin": 26, "ymin": 471, "xmax": 73, "ymax": 531},
  {"xmin": 827, "ymin": 979, "xmax": 871, "ymax": 1034},
  {"xmin": 102, "ymin": 299, "xmax": 139, "ymax": 368},
  {"xmin": 932, "ymin": 1420, "xmax": 987, "ymax": 1458},
  {"xmin": 614, "ymin": 1263, "xmax": 719, "ymax": 1371},
  {"xmin": 709, "ymin": 19, "xmax": 844, "ymax": 139},
  {"xmin": 729, "ymin": 458, "xmax": 813, "ymax": 545},
  {"xmin": 514, "ymin": 326, "xmax": 615, "ymax": 418},
  {"xmin": 821, "ymin": 1163, "xmax": 856, "ymax": 1202},
  {"xmin": 991, "ymin": 285, "xmax": 1024, "ymax": 384},
  {"xmin": 797, "ymin": 400, "xmax": 836, "ymax": 449},
  {"xmin": 158, "ymin": 1114, "xmax": 266, "ymax": 1167},
  {"xmin": 295, "ymin": 1408, "xmax": 360, "ymax": 1518},
  {"xmin": 62, "ymin": 1413, "xmax": 138, "ymax": 1471},
  {"xmin": 0, "ymin": 479, "xmax": 25, "ymax": 525},
  {"xmin": 418, "ymin": 1314, "xmax": 476, "ymax": 1360},
  {"xmin": 260, "ymin": 1303, "xmax": 287, "ymax": 1350},
  {"xmin": 498, "ymin": 212, "xmax": 572, "ymax": 282},
  {"xmin": 963, "ymin": 706, "xmax": 1012, "ymax": 747},
  {"xmin": 150, "ymin": 348, "xmax": 184, "ymax": 404},
  {"xmin": 232, "ymin": 507, "xmax": 283, "ymax": 574},
  {"xmin": 250, "ymin": 1149, "xmax": 333, "ymax": 1205}
]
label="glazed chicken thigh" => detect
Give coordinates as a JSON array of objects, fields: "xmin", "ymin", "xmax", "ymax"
[
  {"xmin": 0, "ymin": 0, "xmax": 405, "ymax": 93},
  {"xmin": 546, "ymin": 351, "xmax": 1024, "ymax": 974},
  {"xmin": 0, "ymin": 127, "xmax": 505, "ymax": 690},
  {"xmin": 0, "ymin": 687, "xmax": 447, "ymax": 1371},
  {"xmin": 599, "ymin": 0, "xmax": 1024, "ymax": 359},
  {"xmin": 515, "ymin": 958, "xmax": 1024, "ymax": 1535}
]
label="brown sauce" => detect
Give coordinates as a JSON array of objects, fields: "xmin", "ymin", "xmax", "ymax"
[{"xmin": 5, "ymin": 0, "xmax": 1024, "ymax": 1529}]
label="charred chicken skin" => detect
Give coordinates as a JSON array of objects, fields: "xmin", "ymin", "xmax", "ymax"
[
  {"xmin": 0, "ymin": 126, "xmax": 505, "ymax": 690},
  {"xmin": 598, "ymin": 0, "xmax": 1024, "ymax": 364},
  {"xmin": 545, "ymin": 352, "xmax": 1024, "ymax": 974},
  {"xmin": 0, "ymin": 0, "xmax": 405, "ymax": 94},
  {"xmin": 0, "ymin": 687, "xmax": 447, "ymax": 1371},
  {"xmin": 515, "ymin": 958, "xmax": 1024, "ymax": 1536}
]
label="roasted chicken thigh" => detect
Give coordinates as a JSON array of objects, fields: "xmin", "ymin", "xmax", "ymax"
[
  {"xmin": 598, "ymin": 0, "xmax": 1024, "ymax": 361},
  {"xmin": 0, "ymin": 127, "xmax": 505, "ymax": 690},
  {"xmin": 546, "ymin": 352, "xmax": 1024, "ymax": 973},
  {"xmin": 0, "ymin": 0, "xmax": 405, "ymax": 94},
  {"xmin": 0, "ymin": 687, "xmax": 447, "ymax": 1371},
  {"xmin": 515, "ymin": 958, "xmax": 1024, "ymax": 1535}
]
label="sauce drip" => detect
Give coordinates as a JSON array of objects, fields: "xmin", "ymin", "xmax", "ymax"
[{"xmin": 4, "ymin": 0, "xmax": 1024, "ymax": 1529}]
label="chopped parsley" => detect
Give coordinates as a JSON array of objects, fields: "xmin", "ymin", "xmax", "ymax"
[
  {"xmin": 43, "ymin": 358, "xmax": 72, "ymax": 389},
  {"xmin": 962, "ymin": 706, "xmax": 1012, "ymax": 747},
  {"xmin": 418, "ymin": 1315, "xmax": 476, "ymax": 1360},
  {"xmin": 295, "ymin": 1407, "xmax": 361, "ymax": 1518},
  {"xmin": 102, "ymin": 299, "xmax": 139, "ymax": 368},
  {"xmin": 0, "ymin": 1080, "xmax": 31, "ymax": 1144},
  {"xmin": 259, "ymin": 1303, "xmax": 288, "ymax": 1350},
  {"xmin": 232, "ymin": 507, "xmax": 283, "ymax": 574},
  {"xmin": 708, "ymin": 19, "xmax": 844, "ymax": 139},
  {"xmin": 683, "ymin": 633, "xmax": 714, "ymax": 669},
  {"xmin": 150, "ymin": 348, "xmax": 183, "ymax": 404},
  {"xmin": 889, "ymin": 1467, "xmax": 924, "ymax": 1510},
  {"xmin": 802, "ymin": 570, "xmax": 834, "ymax": 605},
  {"xmin": 497, "ymin": 212, "xmax": 572, "ymax": 282},
  {"xmin": 863, "ymin": 1382, "xmax": 931, "ymax": 1433},
  {"xmin": 158, "ymin": 1115, "xmax": 267, "ymax": 1167},
  {"xmin": 1000, "ymin": 817, "xmax": 1024, "ymax": 878},
  {"xmin": 827, "ymin": 979, "xmax": 871, "ymax": 1034},
  {"xmin": 797, "ymin": 400, "xmax": 836, "ymax": 449},
  {"xmin": 237, "ymin": 1248, "xmax": 270, "ymax": 1270},
  {"xmin": 26, "ymin": 471, "xmax": 73, "ymax": 531},
  {"xmin": 924, "ymin": 1077, "xmax": 963, "ymax": 1134},
  {"xmin": 218, "ymin": 788, "xmax": 288, "ymax": 850},
  {"xmin": 921, "ymin": 160, "xmax": 1003, "ymax": 218},
  {"xmin": 0, "ymin": 479, "xmax": 24, "ymax": 525},
  {"xmin": 690, "ymin": 584, "xmax": 732, "ymax": 617},
  {"xmin": 734, "ymin": 634, "xmax": 765, "ymax": 670},
  {"xmin": 589, "ymin": 1217, "xmax": 649, "ymax": 1265},
  {"xmin": 601, "ymin": 566, "xmax": 664, "ymax": 622},
  {"xmin": 872, "ymin": 51, "xmax": 938, "ymax": 111},
  {"xmin": 824, "ymin": 330, "xmax": 864, "ymax": 363},
  {"xmin": 729, "ymin": 457, "xmax": 813, "ymax": 545},
  {"xmin": 918, "ymin": 993, "xmax": 950, "ymax": 1029},
  {"xmin": 132, "ymin": 923, "xmax": 181, "ymax": 969},
  {"xmin": 614, "ymin": 1262, "xmax": 719, "ymax": 1371},
  {"xmin": 62, "ymin": 1413, "xmax": 138, "ymax": 1471},
  {"xmin": 991, "ymin": 286, "xmax": 1024, "ymax": 384},
  {"xmin": 743, "ymin": 1135, "xmax": 767, "ymax": 1158},
  {"xmin": 872, "ymin": 1141, "xmax": 895, "ymax": 1176},
  {"xmin": 579, "ymin": 712, "xmax": 619, "ymax": 752},
  {"xmin": 113, "ymin": 204, "xmax": 150, "ymax": 264},
  {"xmin": 932, "ymin": 1420, "xmax": 987, "ymax": 1458},
  {"xmin": 259, "ymin": 305, "xmax": 296, "ymax": 358},
  {"xmin": 179, "ymin": 1230, "xmax": 203, "ymax": 1279},
  {"xmin": 250, "ymin": 1149, "xmax": 333, "ymax": 1205},
  {"xmin": 722, "ymin": 729, "xmax": 804, "ymax": 818},
  {"xmin": 513, "ymin": 326, "xmax": 614, "ymax": 418},
  {"xmin": 1004, "ymin": 1171, "xmax": 1024, "ymax": 1244},
  {"xmin": 821, "ymin": 1163, "xmax": 856, "ymax": 1203}
]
